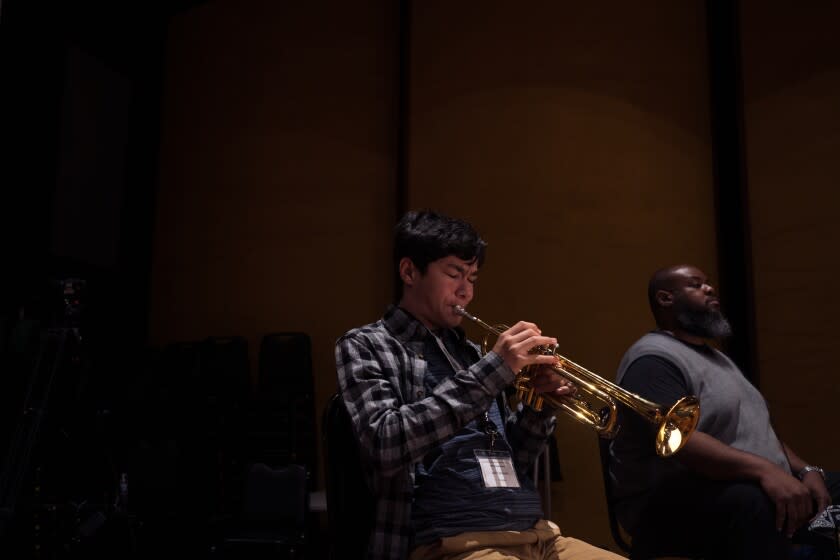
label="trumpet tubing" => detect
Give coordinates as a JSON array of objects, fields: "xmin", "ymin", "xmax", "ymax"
[{"xmin": 454, "ymin": 306, "xmax": 700, "ymax": 457}]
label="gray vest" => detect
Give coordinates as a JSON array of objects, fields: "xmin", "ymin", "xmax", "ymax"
[{"xmin": 610, "ymin": 332, "xmax": 790, "ymax": 526}]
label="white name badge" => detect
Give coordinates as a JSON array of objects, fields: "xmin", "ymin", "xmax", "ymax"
[{"xmin": 474, "ymin": 450, "xmax": 520, "ymax": 488}]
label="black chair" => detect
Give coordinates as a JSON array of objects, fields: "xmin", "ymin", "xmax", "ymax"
[
  {"xmin": 246, "ymin": 333, "xmax": 317, "ymax": 475},
  {"xmin": 199, "ymin": 336, "xmax": 251, "ymax": 515},
  {"xmin": 322, "ymin": 392, "xmax": 375, "ymax": 559},
  {"xmin": 153, "ymin": 338, "xmax": 249, "ymax": 536},
  {"xmin": 598, "ymin": 438, "xmax": 703, "ymax": 559},
  {"xmin": 213, "ymin": 462, "xmax": 308, "ymax": 559},
  {"xmin": 532, "ymin": 439, "xmax": 555, "ymax": 518},
  {"xmin": 598, "ymin": 438, "xmax": 633, "ymax": 555}
]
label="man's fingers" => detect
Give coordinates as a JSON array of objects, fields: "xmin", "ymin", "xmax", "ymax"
[
  {"xmin": 504, "ymin": 321, "xmax": 541, "ymax": 337},
  {"xmin": 816, "ymin": 495, "xmax": 830, "ymax": 515},
  {"xmin": 504, "ymin": 329, "xmax": 548, "ymax": 348},
  {"xmin": 516, "ymin": 335, "xmax": 557, "ymax": 353},
  {"xmin": 498, "ymin": 333, "xmax": 556, "ymax": 359},
  {"xmin": 527, "ymin": 369, "xmax": 578, "ymax": 397},
  {"xmin": 775, "ymin": 500, "xmax": 786, "ymax": 533},
  {"xmin": 492, "ymin": 322, "xmax": 560, "ymax": 373},
  {"xmin": 785, "ymin": 502, "xmax": 799, "ymax": 537},
  {"xmin": 786, "ymin": 496, "xmax": 811, "ymax": 537},
  {"xmin": 550, "ymin": 385, "xmax": 575, "ymax": 396}
]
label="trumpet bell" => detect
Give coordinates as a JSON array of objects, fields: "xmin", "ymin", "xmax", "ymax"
[{"xmin": 656, "ymin": 396, "xmax": 700, "ymax": 457}]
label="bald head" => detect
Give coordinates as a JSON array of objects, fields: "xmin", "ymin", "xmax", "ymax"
[{"xmin": 647, "ymin": 265, "xmax": 693, "ymax": 322}]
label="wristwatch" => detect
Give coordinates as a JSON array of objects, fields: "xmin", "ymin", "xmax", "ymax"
[{"xmin": 797, "ymin": 465, "xmax": 826, "ymax": 481}]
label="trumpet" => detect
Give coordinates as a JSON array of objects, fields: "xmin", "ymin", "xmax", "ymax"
[{"xmin": 454, "ymin": 306, "xmax": 700, "ymax": 457}]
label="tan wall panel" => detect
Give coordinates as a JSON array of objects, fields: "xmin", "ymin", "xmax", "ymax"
[
  {"xmin": 741, "ymin": 2, "xmax": 840, "ymax": 466},
  {"xmin": 149, "ymin": 0, "xmax": 398, "ymax": 483},
  {"xmin": 407, "ymin": 1, "xmax": 716, "ymax": 549}
]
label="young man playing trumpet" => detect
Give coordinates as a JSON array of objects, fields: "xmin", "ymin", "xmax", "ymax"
[{"xmin": 335, "ymin": 210, "xmax": 623, "ymax": 560}]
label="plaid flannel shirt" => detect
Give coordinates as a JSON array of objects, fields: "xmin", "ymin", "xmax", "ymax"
[{"xmin": 335, "ymin": 305, "xmax": 557, "ymax": 560}]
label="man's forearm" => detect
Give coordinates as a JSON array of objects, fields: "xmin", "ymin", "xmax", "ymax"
[
  {"xmin": 677, "ymin": 431, "xmax": 786, "ymax": 481},
  {"xmin": 781, "ymin": 442, "xmax": 808, "ymax": 475}
]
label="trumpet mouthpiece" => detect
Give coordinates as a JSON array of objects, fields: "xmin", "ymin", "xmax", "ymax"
[{"xmin": 454, "ymin": 305, "xmax": 473, "ymax": 320}]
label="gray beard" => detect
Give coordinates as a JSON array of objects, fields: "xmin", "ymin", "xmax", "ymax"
[{"xmin": 676, "ymin": 308, "xmax": 733, "ymax": 339}]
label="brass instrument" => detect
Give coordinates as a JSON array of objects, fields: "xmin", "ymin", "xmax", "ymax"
[{"xmin": 454, "ymin": 306, "xmax": 700, "ymax": 457}]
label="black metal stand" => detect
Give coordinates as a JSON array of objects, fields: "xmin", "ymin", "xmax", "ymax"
[{"xmin": 0, "ymin": 322, "xmax": 139, "ymax": 557}]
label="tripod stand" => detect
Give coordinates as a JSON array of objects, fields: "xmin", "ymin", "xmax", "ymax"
[{"xmin": 0, "ymin": 325, "xmax": 91, "ymax": 555}]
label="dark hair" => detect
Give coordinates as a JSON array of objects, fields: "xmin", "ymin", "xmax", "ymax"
[{"xmin": 393, "ymin": 210, "xmax": 487, "ymax": 298}]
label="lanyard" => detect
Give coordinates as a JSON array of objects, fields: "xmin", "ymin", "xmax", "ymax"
[{"xmin": 429, "ymin": 330, "xmax": 498, "ymax": 451}]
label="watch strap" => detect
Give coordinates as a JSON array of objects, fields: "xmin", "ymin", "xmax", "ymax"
[{"xmin": 797, "ymin": 465, "xmax": 826, "ymax": 481}]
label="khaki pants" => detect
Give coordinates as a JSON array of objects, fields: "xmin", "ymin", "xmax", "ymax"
[{"xmin": 409, "ymin": 520, "xmax": 625, "ymax": 560}]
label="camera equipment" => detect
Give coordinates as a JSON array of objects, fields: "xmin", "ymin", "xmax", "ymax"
[{"xmin": 0, "ymin": 275, "xmax": 118, "ymax": 555}]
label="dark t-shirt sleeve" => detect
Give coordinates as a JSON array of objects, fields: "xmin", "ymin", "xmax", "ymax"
[{"xmin": 620, "ymin": 355, "xmax": 689, "ymax": 409}]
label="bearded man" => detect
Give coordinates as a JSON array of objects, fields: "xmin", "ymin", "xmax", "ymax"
[{"xmin": 607, "ymin": 264, "xmax": 839, "ymax": 560}]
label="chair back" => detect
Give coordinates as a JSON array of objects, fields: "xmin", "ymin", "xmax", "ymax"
[
  {"xmin": 212, "ymin": 462, "xmax": 308, "ymax": 558},
  {"xmin": 323, "ymin": 392, "xmax": 375, "ymax": 559},
  {"xmin": 598, "ymin": 438, "xmax": 633, "ymax": 554},
  {"xmin": 242, "ymin": 463, "xmax": 308, "ymax": 529}
]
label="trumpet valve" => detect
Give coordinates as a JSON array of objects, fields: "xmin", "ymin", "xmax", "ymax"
[
  {"xmin": 533, "ymin": 395, "xmax": 544, "ymax": 411},
  {"xmin": 525, "ymin": 387, "xmax": 538, "ymax": 408}
]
